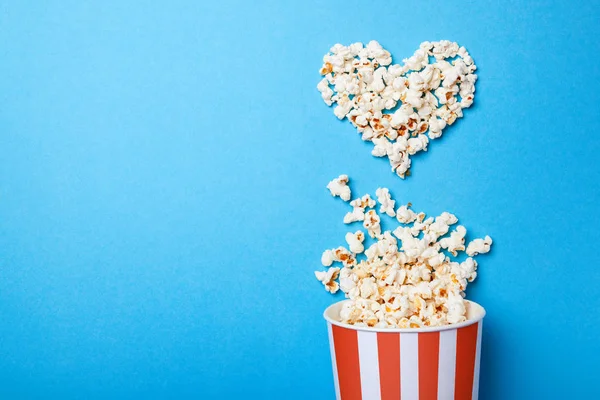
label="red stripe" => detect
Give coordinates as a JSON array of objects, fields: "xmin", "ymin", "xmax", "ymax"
[
  {"xmin": 377, "ymin": 332, "xmax": 401, "ymax": 400},
  {"xmin": 332, "ymin": 324, "xmax": 362, "ymax": 400},
  {"xmin": 418, "ymin": 331, "xmax": 440, "ymax": 400},
  {"xmin": 455, "ymin": 323, "xmax": 479, "ymax": 400}
]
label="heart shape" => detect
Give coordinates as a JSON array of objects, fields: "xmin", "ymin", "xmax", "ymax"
[{"xmin": 317, "ymin": 40, "xmax": 477, "ymax": 178}]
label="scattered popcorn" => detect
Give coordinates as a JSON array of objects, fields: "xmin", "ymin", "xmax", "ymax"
[
  {"xmin": 321, "ymin": 249, "xmax": 335, "ymax": 267},
  {"xmin": 327, "ymin": 174, "xmax": 351, "ymax": 201},
  {"xmin": 345, "ymin": 231, "xmax": 366, "ymax": 254},
  {"xmin": 456, "ymin": 257, "xmax": 478, "ymax": 283},
  {"xmin": 396, "ymin": 204, "xmax": 417, "ymax": 224},
  {"xmin": 315, "ymin": 267, "xmax": 341, "ymax": 294},
  {"xmin": 363, "ymin": 209, "xmax": 382, "ymax": 238},
  {"xmin": 466, "ymin": 236, "xmax": 493, "ymax": 256},
  {"xmin": 343, "ymin": 194, "xmax": 376, "ymax": 223},
  {"xmin": 318, "ymin": 41, "xmax": 477, "ymax": 178},
  {"xmin": 316, "ymin": 182, "xmax": 493, "ymax": 328},
  {"xmin": 375, "ymin": 187, "xmax": 396, "ymax": 217},
  {"xmin": 439, "ymin": 226, "xmax": 467, "ymax": 256},
  {"xmin": 352, "ymin": 194, "xmax": 377, "ymax": 209},
  {"xmin": 332, "ymin": 246, "xmax": 356, "ymax": 268},
  {"xmin": 426, "ymin": 212, "xmax": 458, "ymax": 241},
  {"xmin": 343, "ymin": 208, "xmax": 364, "ymax": 224}
]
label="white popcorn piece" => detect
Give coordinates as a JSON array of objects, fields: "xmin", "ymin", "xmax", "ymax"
[
  {"xmin": 314, "ymin": 267, "xmax": 341, "ymax": 294},
  {"xmin": 375, "ymin": 187, "xmax": 396, "ymax": 217},
  {"xmin": 317, "ymin": 78, "xmax": 334, "ymax": 105},
  {"xmin": 427, "ymin": 212, "xmax": 458, "ymax": 241},
  {"xmin": 466, "ymin": 236, "xmax": 493, "ymax": 256},
  {"xmin": 372, "ymin": 137, "xmax": 391, "ymax": 157},
  {"xmin": 396, "ymin": 204, "xmax": 417, "ymax": 224},
  {"xmin": 344, "ymin": 194, "xmax": 376, "ymax": 223},
  {"xmin": 321, "ymin": 246, "xmax": 357, "ymax": 268},
  {"xmin": 339, "ymin": 267, "xmax": 360, "ymax": 299},
  {"xmin": 332, "ymin": 246, "xmax": 356, "ymax": 268},
  {"xmin": 446, "ymin": 291, "xmax": 467, "ymax": 324},
  {"xmin": 318, "ymin": 41, "xmax": 477, "ymax": 179},
  {"xmin": 321, "ymin": 249, "xmax": 335, "ymax": 267},
  {"xmin": 345, "ymin": 231, "xmax": 366, "ymax": 254},
  {"xmin": 359, "ymin": 277, "xmax": 378, "ymax": 299},
  {"xmin": 455, "ymin": 257, "xmax": 478, "ymax": 282},
  {"xmin": 363, "ymin": 209, "xmax": 382, "ymax": 238},
  {"xmin": 327, "ymin": 174, "xmax": 351, "ymax": 201},
  {"xmin": 343, "ymin": 208, "xmax": 365, "ymax": 224},
  {"xmin": 351, "ymin": 194, "xmax": 377, "ymax": 209},
  {"xmin": 439, "ymin": 226, "xmax": 467, "ymax": 256},
  {"xmin": 407, "ymin": 134, "xmax": 429, "ymax": 155},
  {"xmin": 411, "ymin": 216, "xmax": 434, "ymax": 236}
]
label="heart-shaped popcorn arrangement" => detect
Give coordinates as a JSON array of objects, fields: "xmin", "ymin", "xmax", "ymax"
[{"xmin": 317, "ymin": 40, "xmax": 477, "ymax": 178}]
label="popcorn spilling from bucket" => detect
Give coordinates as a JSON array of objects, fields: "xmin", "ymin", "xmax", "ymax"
[
  {"xmin": 317, "ymin": 40, "xmax": 477, "ymax": 178},
  {"xmin": 316, "ymin": 175, "xmax": 492, "ymax": 328}
]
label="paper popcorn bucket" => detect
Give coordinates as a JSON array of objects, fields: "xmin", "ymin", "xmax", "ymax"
[{"xmin": 324, "ymin": 300, "xmax": 485, "ymax": 400}]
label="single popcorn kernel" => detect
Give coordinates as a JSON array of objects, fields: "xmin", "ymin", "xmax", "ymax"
[
  {"xmin": 320, "ymin": 62, "xmax": 333, "ymax": 75},
  {"xmin": 326, "ymin": 174, "xmax": 351, "ymax": 201},
  {"xmin": 315, "ymin": 267, "xmax": 340, "ymax": 294}
]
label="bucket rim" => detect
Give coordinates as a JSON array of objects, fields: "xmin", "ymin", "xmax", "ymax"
[{"xmin": 323, "ymin": 299, "xmax": 485, "ymax": 333}]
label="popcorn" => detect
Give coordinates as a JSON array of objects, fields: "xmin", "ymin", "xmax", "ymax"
[
  {"xmin": 466, "ymin": 236, "xmax": 493, "ymax": 256},
  {"xmin": 411, "ymin": 216, "xmax": 433, "ymax": 236},
  {"xmin": 327, "ymin": 174, "xmax": 351, "ymax": 201},
  {"xmin": 396, "ymin": 204, "xmax": 417, "ymax": 224},
  {"xmin": 317, "ymin": 182, "xmax": 493, "ymax": 328},
  {"xmin": 426, "ymin": 212, "xmax": 458, "ymax": 241},
  {"xmin": 363, "ymin": 209, "xmax": 382, "ymax": 238},
  {"xmin": 345, "ymin": 231, "xmax": 366, "ymax": 254},
  {"xmin": 318, "ymin": 41, "xmax": 477, "ymax": 179},
  {"xmin": 455, "ymin": 257, "xmax": 478, "ymax": 283},
  {"xmin": 343, "ymin": 194, "xmax": 376, "ymax": 223},
  {"xmin": 439, "ymin": 226, "xmax": 467, "ymax": 256},
  {"xmin": 446, "ymin": 291, "xmax": 467, "ymax": 324},
  {"xmin": 321, "ymin": 249, "xmax": 335, "ymax": 267},
  {"xmin": 375, "ymin": 187, "xmax": 396, "ymax": 217},
  {"xmin": 315, "ymin": 267, "xmax": 341, "ymax": 294},
  {"xmin": 343, "ymin": 208, "xmax": 364, "ymax": 224},
  {"xmin": 332, "ymin": 246, "xmax": 356, "ymax": 268},
  {"xmin": 339, "ymin": 267, "xmax": 360, "ymax": 298},
  {"xmin": 359, "ymin": 277, "xmax": 378, "ymax": 299}
]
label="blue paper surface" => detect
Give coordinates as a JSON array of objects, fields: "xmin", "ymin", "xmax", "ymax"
[{"xmin": 1, "ymin": 1, "xmax": 599, "ymax": 398}]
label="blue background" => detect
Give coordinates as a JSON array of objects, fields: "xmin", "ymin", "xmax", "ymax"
[{"xmin": 1, "ymin": 0, "xmax": 599, "ymax": 398}]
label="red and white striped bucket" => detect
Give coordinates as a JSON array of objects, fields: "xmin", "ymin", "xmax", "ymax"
[{"xmin": 324, "ymin": 300, "xmax": 485, "ymax": 400}]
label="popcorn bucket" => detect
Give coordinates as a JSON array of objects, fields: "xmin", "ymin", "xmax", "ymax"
[{"xmin": 324, "ymin": 300, "xmax": 485, "ymax": 400}]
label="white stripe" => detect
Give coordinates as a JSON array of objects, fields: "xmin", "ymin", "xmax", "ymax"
[
  {"xmin": 472, "ymin": 322, "xmax": 483, "ymax": 400},
  {"xmin": 327, "ymin": 324, "xmax": 341, "ymax": 400},
  {"xmin": 400, "ymin": 333, "xmax": 419, "ymax": 400},
  {"xmin": 357, "ymin": 330, "xmax": 382, "ymax": 400},
  {"xmin": 437, "ymin": 329, "xmax": 457, "ymax": 400}
]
